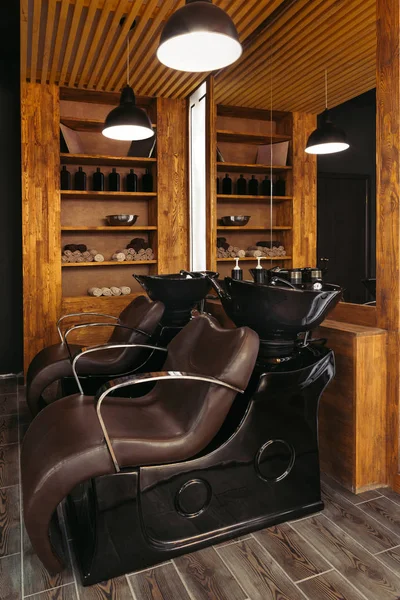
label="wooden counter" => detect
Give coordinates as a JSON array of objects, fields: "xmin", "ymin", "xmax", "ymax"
[{"xmin": 206, "ymin": 299, "xmax": 387, "ymax": 493}]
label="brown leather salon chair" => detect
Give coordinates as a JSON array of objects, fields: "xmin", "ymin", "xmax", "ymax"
[
  {"xmin": 21, "ymin": 314, "xmax": 259, "ymax": 577},
  {"xmin": 26, "ymin": 295, "xmax": 165, "ymax": 416}
]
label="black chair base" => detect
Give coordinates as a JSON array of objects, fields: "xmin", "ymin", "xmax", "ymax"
[{"xmin": 66, "ymin": 346, "xmax": 334, "ymax": 586}]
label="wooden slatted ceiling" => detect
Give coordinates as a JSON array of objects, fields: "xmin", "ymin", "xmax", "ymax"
[
  {"xmin": 22, "ymin": 0, "xmax": 285, "ymax": 99},
  {"xmin": 215, "ymin": 0, "xmax": 376, "ymax": 112}
]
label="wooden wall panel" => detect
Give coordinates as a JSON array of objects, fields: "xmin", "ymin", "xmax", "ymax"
[
  {"xmin": 206, "ymin": 77, "xmax": 217, "ymax": 271},
  {"xmin": 21, "ymin": 82, "xmax": 61, "ymax": 372},
  {"xmin": 291, "ymin": 112, "xmax": 317, "ymax": 267},
  {"xmin": 376, "ymin": 0, "xmax": 400, "ymax": 491},
  {"xmin": 156, "ymin": 97, "xmax": 189, "ymax": 274},
  {"xmin": 316, "ymin": 320, "xmax": 387, "ymax": 492}
]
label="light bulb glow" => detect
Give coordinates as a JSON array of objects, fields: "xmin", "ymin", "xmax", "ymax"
[
  {"xmin": 157, "ymin": 31, "xmax": 242, "ymax": 72},
  {"xmin": 305, "ymin": 142, "xmax": 350, "ymax": 155},
  {"xmin": 102, "ymin": 125, "xmax": 154, "ymax": 141}
]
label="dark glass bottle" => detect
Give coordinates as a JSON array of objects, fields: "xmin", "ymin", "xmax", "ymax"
[
  {"xmin": 108, "ymin": 168, "xmax": 120, "ymax": 192},
  {"xmin": 261, "ymin": 175, "xmax": 272, "ymax": 196},
  {"xmin": 222, "ymin": 174, "xmax": 232, "ymax": 194},
  {"xmin": 236, "ymin": 174, "xmax": 247, "ymax": 195},
  {"xmin": 74, "ymin": 167, "xmax": 86, "ymax": 191},
  {"xmin": 216, "ymin": 177, "xmax": 220, "ymax": 194},
  {"xmin": 93, "ymin": 167, "xmax": 104, "ymax": 191},
  {"xmin": 126, "ymin": 169, "xmax": 138, "ymax": 192},
  {"xmin": 275, "ymin": 177, "xmax": 286, "ymax": 196},
  {"xmin": 248, "ymin": 175, "xmax": 259, "ymax": 195},
  {"xmin": 60, "ymin": 165, "xmax": 71, "ymax": 190},
  {"xmin": 142, "ymin": 168, "xmax": 153, "ymax": 192}
]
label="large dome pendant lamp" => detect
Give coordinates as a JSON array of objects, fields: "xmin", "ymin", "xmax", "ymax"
[
  {"xmin": 102, "ymin": 31, "xmax": 154, "ymax": 141},
  {"xmin": 157, "ymin": 0, "xmax": 242, "ymax": 72},
  {"xmin": 305, "ymin": 70, "xmax": 349, "ymax": 155}
]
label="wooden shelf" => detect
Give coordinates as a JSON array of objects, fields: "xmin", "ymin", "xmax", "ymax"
[
  {"xmin": 217, "ymin": 162, "xmax": 291, "ymax": 173},
  {"xmin": 61, "ymin": 117, "xmax": 157, "ymax": 132},
  {"xmin": 217, "ymin": 194, "xmax": 292, "ymax": 202},
  {"xmin": 61, "ymin": 191, "xmax": 157, "ymax": 200},
  {"xmin": 63, "ymin": 294, "xmax": 138, "ymax": 301},
  {"xmin": 62, "ymin": 260, "xmax": 157, "ymax": 267},
  {"xmin": 217, "ymin": 130, "xmax": 291, "ymax": 145},
  {"xmin": 217, "ymin": 256, "xmax": 292, "ymax": 262},
  {"xmin": 217, "ymin": 226, "xmax": 292, "ymax": 231},
  {"xmin": 61, "ymin": 226, "xmax": 157, "ymax": 231},
  {"xmin": 61, "ymin": 153, "xmax": 157, "ymax": 168}
]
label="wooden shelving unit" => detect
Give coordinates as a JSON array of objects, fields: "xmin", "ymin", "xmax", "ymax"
[
  {"xmin": 62, "ymin": 260, "xmax": 157, "ymax": 267},
  {"xmin": 61, "ymin": 226, "xmax": 157, "ymax": 231},
  {"xmin": 211, "ymin": 102, "xmax": 294, "ymax": 278},
  {"xmin": 61, "ymin": 191, "xmax": 157, "ymax": 200},
  {"xmin": 60, "ymin": 92, "xmax": 158, "ymax": 300},
  {"xmin": 61, "ymin": 153, "xmax": 157, "ymax": 168}
]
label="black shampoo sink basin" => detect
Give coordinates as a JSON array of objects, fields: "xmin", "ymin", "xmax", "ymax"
[
  {"xmin": 134, "ymin": 271, "xmax": 218, "ymax": 326},
  {"xmin": 208, "ymin": 277, "xmax": 342, "ymax": 342}
]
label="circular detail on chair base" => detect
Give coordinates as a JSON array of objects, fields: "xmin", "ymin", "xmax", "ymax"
[
  {"xmin": 255, "ymin": 439, "xmax": 295, "ymax": 483},
  {"xmin": 175, "ymin": 479, "xmax": 212, "ymax": 518}
]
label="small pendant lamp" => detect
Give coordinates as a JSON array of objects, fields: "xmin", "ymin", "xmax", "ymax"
[
  {"xmin": 157, "ymin": 0, "xmax": 242, "ymax": 73},
  {"xmin": 103, "ymin": 33, "xmax": 154, "ymax": 141},
  {"xmin": 305, "ymin": 70, "xmax": 349, "ymax": 155}
]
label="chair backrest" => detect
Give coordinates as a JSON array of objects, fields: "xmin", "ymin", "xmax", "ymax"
[
  {"xmin": 157, "ymin": 314, "xmax": 259, "ymax": 455},
  {"xmin": 109, "ymin": 295, "xmax": 164, "ymax": 344}
]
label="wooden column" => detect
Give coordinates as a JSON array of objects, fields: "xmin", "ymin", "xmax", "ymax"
[
  {"xmin": 206, "ymin": 76, "xmax": 217, "ymax": 271},
  {"xmin": 21, "ymin": 83, "xmax": 61, "ymax": 372},
  {"xmin": 156, "ymin": 97, "xmax": 189, "ymax": 273},
  {"xmin": 376, "ymin": 0, "xmax": 400, "ymax": 491},
  {"xmin": 291, "ymin": 112, "xmax": 317, "ymax": 267}
]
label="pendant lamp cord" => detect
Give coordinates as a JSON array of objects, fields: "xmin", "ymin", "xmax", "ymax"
[
  {"xmin": 127, "ymin": 35, "xmax": 130, "ymax": 86},
  {"xmin": 325, "ymin": 68, "xmax": 328, "ymax": 110}
]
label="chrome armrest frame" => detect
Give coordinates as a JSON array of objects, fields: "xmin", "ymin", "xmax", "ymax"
[
  {"xmin": 71, "ymin": 343, "xmax": 167, "ymax": 395},
  {"xmin": 94, "ymin": 371, "xmax": 244, "ymax": 473},
  {"xmin": 56, "ymin": 312, "xmax": 119, "ymax": 342}
]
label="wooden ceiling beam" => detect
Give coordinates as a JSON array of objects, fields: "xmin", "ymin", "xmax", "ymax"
[
  {"xmin": 41, "ymin": 0, "xmax": 57, "ymax": 84},
  {"xmin": 77, "ymin": 0, "xmax": 111, "ymax": 87},
  {"xmin": 49, "ymin": 0, "xmax": 70, "ymax": 84},
  {"xmin": 59, "ymin": 0, "xmax": 85, "ymax": 86},
  {"xmin": 30, "ymin": 0, "xmax": 42, "ymax": 83},
  {"xmin": 67, "ymin": 0, "xmax": 99, "ymax": 86}
]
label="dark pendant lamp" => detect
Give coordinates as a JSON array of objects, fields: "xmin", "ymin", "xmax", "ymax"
[
  {"xmin": 103, "ymin": 32, "xmax": 154, "ymax": 141},
  {"xmin": 305, "ymin": 70, "xmax": 349, "ymax": 155},
  {"xmin": 157, "ymin": 0, "xmax": 242, "ymax": 72}
]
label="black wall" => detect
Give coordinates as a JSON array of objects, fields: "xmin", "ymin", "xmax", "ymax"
[
  {"xmin": 317, "ymin": 89, "xmax": 376, "ymax": 276},
  {"xmin": 0, "ymin": 5, "xmax": 22, "ymax": 373}
]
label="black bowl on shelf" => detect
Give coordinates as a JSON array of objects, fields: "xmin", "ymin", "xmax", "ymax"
[
  {"xmin": 106, "ymin": 214, "xmax": 138, "ymax": 226},
  {"xmin": 219, "ymin": 215, "xmax": 250, "ymax": 226}
]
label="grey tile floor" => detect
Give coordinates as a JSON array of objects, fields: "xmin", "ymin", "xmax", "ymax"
[{"xmin": 2, "ymin": 375, "xmax": 400, "ymax": 600}]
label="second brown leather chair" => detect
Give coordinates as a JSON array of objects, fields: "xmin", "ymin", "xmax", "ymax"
[{"xmin": 26, "ymin": 295, "xmax": 165, "ymax": 416}]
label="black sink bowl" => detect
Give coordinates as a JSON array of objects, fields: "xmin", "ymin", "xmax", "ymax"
[
  {"xmin": 209, "ymin": 277, "xmax": 342, "ymax": 343},
  {"xmin": 133, "ymin": 272, "xmax": 218, "ymax": 326}
]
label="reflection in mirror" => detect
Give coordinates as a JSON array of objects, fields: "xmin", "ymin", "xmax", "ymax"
[{"xmin": 317, "ymin": 90, "xmax": 376, "ymax": 304}]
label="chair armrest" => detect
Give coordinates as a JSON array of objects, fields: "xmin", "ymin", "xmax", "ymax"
[
  {"xmin": 56, "ymin": 312, "xmax": 118, "ymax": 342},
  {"xmin": 63, "ymin": 321, "xmax": 151, "ymax": 358},
  {"xmin": 94, "ymin": 371, "xmax": 244, "ymax": 473},
  {"xmin": 71, "ymin": 343, "xmax": 168, "ymax": 394}
]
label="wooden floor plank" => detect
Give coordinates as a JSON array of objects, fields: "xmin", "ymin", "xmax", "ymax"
[
  {"xmin": 253, "ymin": 523, "xmax": 331, "ymax": 582},
  {"xmin": 292, "ymin": 514, "xmax": 400, "ymax": 599},
  {"xmin": 74, "ymin": 576, "xmax": 133, "ymax": 600},
  {"xmin": 29, "ymin": 583, "xmax": 78, "ymax": 599},
  {"xmin": 174, "ymin": 546, "xmax": 247, "ymax": 600},
  {"xmin": 0, "ymin": 394, "xmax": 17, "ymax": 416},
  {"xmin": 0, "ymin": 415, "xmax": 18, "ymax": 445},
  {"xmin": 374, "ymin": 546, "xmax": 400, "ymax": 574},
  {"xmin": 0, "ymin": 553, "xmax": 21, "ymax": 600},
  {"xmin": 321, "ymin": 482, "xmax": 400, "ymax": 552},
  {"xmin": 378, "ymin": 488, "xmax": 400, "ymax": 506},
  {"xmin": 321, "ymin": 473, "xmax": 384, "ymax": 504},
  {"xmin": 360, "ymin": 497, "xmax": 400, "ymax": 538},
  {"xmin": 298, "ymin": 569, "xmax": 368, "ymax": 600},
  {"xmin": 129, "ymin": 563, "xmax": 191, "ymax": 600},
  {"xmin": 0, "ymin": 485, "xmax": 20, "ymax": 557},
  {"xmin": 23, "ymin": 524, "xmax": 74, "ymax": 597},
  {"xmin": 0, "ymin": 378, "xmax": 17, "ymax": 395},
  {"xmin": 217, "ymin": 537, "xmax": 305, "ymax": 600},
  {"xmin": 0, "ymin": 444, "xmax": 19, "ymax": 488}
]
